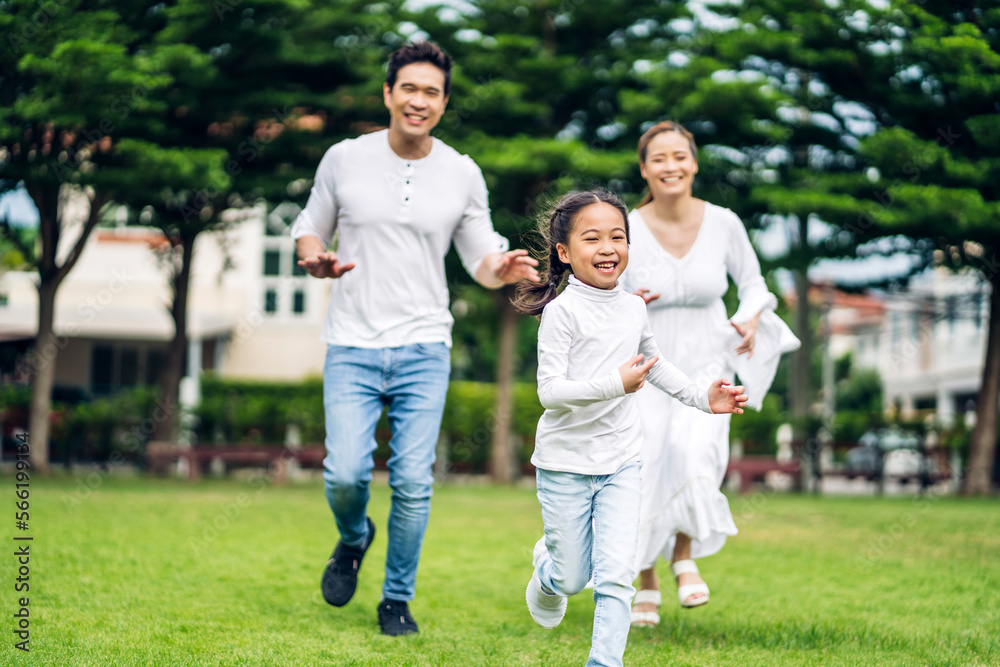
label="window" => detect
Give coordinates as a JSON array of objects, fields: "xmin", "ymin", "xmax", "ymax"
[
  {"xmin": 263, "ymin": 249, "xmax": 281, "ymax": 276},
  {"xmin": 202, "ymin": 339, "xmax": 217, "ymax": 372},
  {"xmin": 120, "ymin": 348, "xmax": 139, "ymax": 387},
  {"xmin": 146, "ymin": 349, "xmax": 164, "ymax": 386},
  {"xmin": 91, "ymin": 345, "xmax": 115, "ymax": 395},
  {"xmin": 291, "ymin": 249, "xmax": 306, "ymax": 276},
  {"xmin": 260, "ymin": 202, "xmax": 309, "ymax": 319},
  {"xmin": 92, "ymin": 345, "xmax": 159, "ymax": 395}
]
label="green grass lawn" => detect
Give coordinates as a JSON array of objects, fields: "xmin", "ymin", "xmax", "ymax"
[{"xmin": 2, "ymin": 474, "xmax": 998, "ymax": 666}]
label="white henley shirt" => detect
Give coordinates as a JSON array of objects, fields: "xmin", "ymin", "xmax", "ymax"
[
  {"xmin": 531, "ymin": 276, "xmax": 713, "ymax": 475},
  {"xmin": 290, "ymin": 129, "xmax": 509, "ymax": 348}
]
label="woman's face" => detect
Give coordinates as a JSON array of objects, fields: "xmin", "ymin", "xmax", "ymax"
[{"xmin": 640, "ymin": 131, "xmax": 698, "ymax": 200}]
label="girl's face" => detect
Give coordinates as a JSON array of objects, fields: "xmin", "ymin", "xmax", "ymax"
[
  {"xmin": 640, "ymin": 131, "xmax": 698, "ymax": 199},
  {"xmin": 556, "ymin": 202, "xmax": 629, "ymax": 291}
]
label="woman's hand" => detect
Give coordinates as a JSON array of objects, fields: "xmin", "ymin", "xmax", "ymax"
[
  {"xmin": 633, "ymin": 288, "xmax": 660, "ymax": 305},
  {"xmin": 619, "ymin": 354, "xmax": 658, "ymax": 394},
  {"xmin": 731, "ymin": 311, "xmax": 761, "ymax": 358}
]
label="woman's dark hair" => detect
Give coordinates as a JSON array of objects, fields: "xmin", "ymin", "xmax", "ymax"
[
  {"xmin": 637, "ymin": 120, "xmax": 698, "ymax": 206},
  {"xmin": 512, "ymin": 190, "xmax": 630, "ymax": 317},
  {"xmin": 386, "ymin": 41, "xmax": 453, "ymax": 97}
]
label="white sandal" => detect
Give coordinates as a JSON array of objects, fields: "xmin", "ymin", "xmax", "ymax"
[
  {"xmin": 671, "ymin": 559, "xmax": 709, "ymax": 609},
  {"xmin": 630, "ymin": 589, "xmax": 661, "ymax": 627}
]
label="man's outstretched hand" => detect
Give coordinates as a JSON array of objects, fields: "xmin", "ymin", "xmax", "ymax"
[
  {"xmin": 495, "ymin": 249, "xmax": 540, "ymax": 285},
  {"xmin": 298, "ymin": 252, "xmax": 356, "ymax": 279},
  {"xmin": 708, "ymin": 379, "xmax": 748, "ymax": 414}
]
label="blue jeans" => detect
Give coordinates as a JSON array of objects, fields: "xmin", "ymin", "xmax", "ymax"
[
  {"xmin": 322, "ymin": 343, "xmax": 450, "ymax": 602},
  {"xmin": 535, "ymin": 461, "xmax": 642, "ymax": 667}
]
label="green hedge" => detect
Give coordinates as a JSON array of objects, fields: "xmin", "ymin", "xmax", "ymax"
[
  {"xmin": 195, "ymin": 376, "xmax": 545, "ymax": 473},
  {"xmin": 1, "ymin": 376, "xmax": 815, "ymax": 469},
  {"xmin": 194, "ymin": 376, "xmax": 325, "ymax": 444},
  {"xmin": 729, "ymin": 394, "xmax": 787, "ymax": 456},
  {"xmin": 1, "ymin": 385, "xmax": 160, "ymax": 462},
  {"xmin": 832, "ymin": 409, "xmax": 886, "ymax": 445},
  {"xmin": 195, "ymin": 377, "xmax": 802, "ymax": 467}
]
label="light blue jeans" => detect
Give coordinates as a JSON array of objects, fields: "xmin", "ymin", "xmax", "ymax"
[
  {"xmin": 322, "ymin": 343, "xmax": 450, "ymax": 602},
  {"xmin": 535, "ymin": 461, "xmax": 641, "ymax": 667}
]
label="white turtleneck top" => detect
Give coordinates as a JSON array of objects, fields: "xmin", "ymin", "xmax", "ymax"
[{"xmin": 531, "ymin": 275, "xmax": 712, "ymax": 475}]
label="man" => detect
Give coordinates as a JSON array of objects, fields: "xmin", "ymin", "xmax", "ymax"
[{"xmin": 292, "ymin": 41, "xmax": 538, "ymax": 636}]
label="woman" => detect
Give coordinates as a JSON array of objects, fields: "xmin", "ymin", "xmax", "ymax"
[{"xmin": 622, "ymin": 121, "xmax": 799, "ymax": 626}]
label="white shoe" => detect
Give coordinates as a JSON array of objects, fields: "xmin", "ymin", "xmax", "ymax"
[
  {"xmin": 671, "ymin": 559, "xmax": 709, "ymax": 608},
  {"xmin": 526, "ymin": 571, "xmax": 566, "ymax": 629},
  {"xmin": 630, "ymin": 589, "xmax": 661, "ymax": 627},
  {"xmin": 532, "ymin": 537, "xmax": 548, "ymax": 569},
  {"xmin": 526, "ymin": 538, "xmax": 566, "ymax": 629}
]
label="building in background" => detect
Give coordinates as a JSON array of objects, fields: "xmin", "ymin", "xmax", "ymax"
[
  {"xmin": 819, "ymin": 269, "xmax": 990, "ymax": 428},
  {"xmin": 0, "ymin": 200, "xmax": 330, "ymax": 399}
]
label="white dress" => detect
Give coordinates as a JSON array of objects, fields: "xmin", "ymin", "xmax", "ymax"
[{"xmin": 622, "ymin": 203, "xmax": 799, "ymax": 569}]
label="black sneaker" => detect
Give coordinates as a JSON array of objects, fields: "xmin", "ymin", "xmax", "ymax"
[
  {"xmin": 377, "ymin": 599, "xmax": 419, "ymax": 636},
  {"xmin": 321, "ymin": 516, "xmax": 375, "ymax": 607}
]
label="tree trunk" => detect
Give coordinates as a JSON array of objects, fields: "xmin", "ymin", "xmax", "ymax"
[
  {"xmin": 963, "ymin": 275, "xmax": 1000, "ymax": 495},
  {"xmin": 153, "ymin": 234, "xmax": 195, "ymax": 442},
  {"xmin": 27, "ymin": 280, "xmax": 59, "ymax": 474},
  {"xmin": 791, "ymin": 267, "xmax": 814, "ymax": 489},
  {"xmin": 791, "ymin": 270, "xmax": 813, "ymax": 431},
  {"xmin": 490, "ymin": 286, "xmax": 519, "ymax": 484},
  {"xmin": 24, "ymin": 185, "xmax": 105, "ymax": 473}
]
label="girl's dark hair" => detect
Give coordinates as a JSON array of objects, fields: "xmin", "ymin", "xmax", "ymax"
[
  {"xmin": 386, "ymin": 41, "xmax": 453, "ymax": 97},
  {"xmin": 512, "ymin": 189, "xmax": 630, "ymax": 317},
  {"xmin": 637, "ymin": 120, "xmax": 698, "ymax": 206}
]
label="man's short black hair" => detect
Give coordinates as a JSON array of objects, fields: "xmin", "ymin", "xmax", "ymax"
[{"xmin": 386, "ymin": 41, "xmax": 452, "ymax": 97}]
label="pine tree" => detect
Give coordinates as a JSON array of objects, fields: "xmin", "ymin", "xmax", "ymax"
[
  {"xmin": 412, "ymin": 0, "xmax": 691, "ymax": 481},
  {"xmin": 713, "ymin": 0, "xmax": 999, "ymax": 493},
  {"xmin": 0, "ymin": 1, "xmax": 192, "ymax": 470}
]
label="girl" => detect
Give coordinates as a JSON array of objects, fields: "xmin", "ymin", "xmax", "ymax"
[{"xmin": 513, "ymin": 190, "xmax": 747, "ymax": 667}]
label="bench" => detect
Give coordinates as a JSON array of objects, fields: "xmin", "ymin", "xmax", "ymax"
[
  {"xmin": 725, "ymin": 456, "xmax": 801, "ymax": 494},
  {"xmin": 147, "ymin": 443, "xmax": 327, "ymax": 483}
]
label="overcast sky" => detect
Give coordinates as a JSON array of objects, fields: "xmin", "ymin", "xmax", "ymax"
[{"xmin": 0, "ymin": 186, "xmax": 38, "ymax": 227}]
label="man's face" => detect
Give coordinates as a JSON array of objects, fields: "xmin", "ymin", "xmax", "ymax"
[{"xmin": 383, "ymin": 62, "xmax": 449, "ymax": 140}]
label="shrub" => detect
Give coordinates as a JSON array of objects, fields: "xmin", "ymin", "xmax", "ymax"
[
  {"xmin": 194, "ymin": 375, "xmax": 324, "ymax": 444},
  {"xmin": 730, "ymin": 394, "xmax": 786, "ymax": 455},
  {"xmin": 51, "ymin": 386, "xmax": 160, "ymax": 462},
  {"xmin": 832, "ymin": 409, "xmax": 885, "ymax": 445},
  {"xmin": 193, "ymin": 378, "xmax": 546, "ymax": 473}
]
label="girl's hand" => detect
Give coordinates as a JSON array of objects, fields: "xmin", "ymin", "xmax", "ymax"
[
  {"xmin": 731, "ymin": 312, "xmax": 761, "ymax": 358},
  {"xmin": 298, "ymin": 251, "xmax": 355, "ymax": 279},
  {"xmin": 708, "ymin": 378, "xmax": 748, "ymax": 414},
  {"xmin": 619, "ymin": 354, "xmax": 658, "ymax": 394},
  {"xmin": 633, "ymin": 288, "xmax": 661, "ymax": 305}
]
